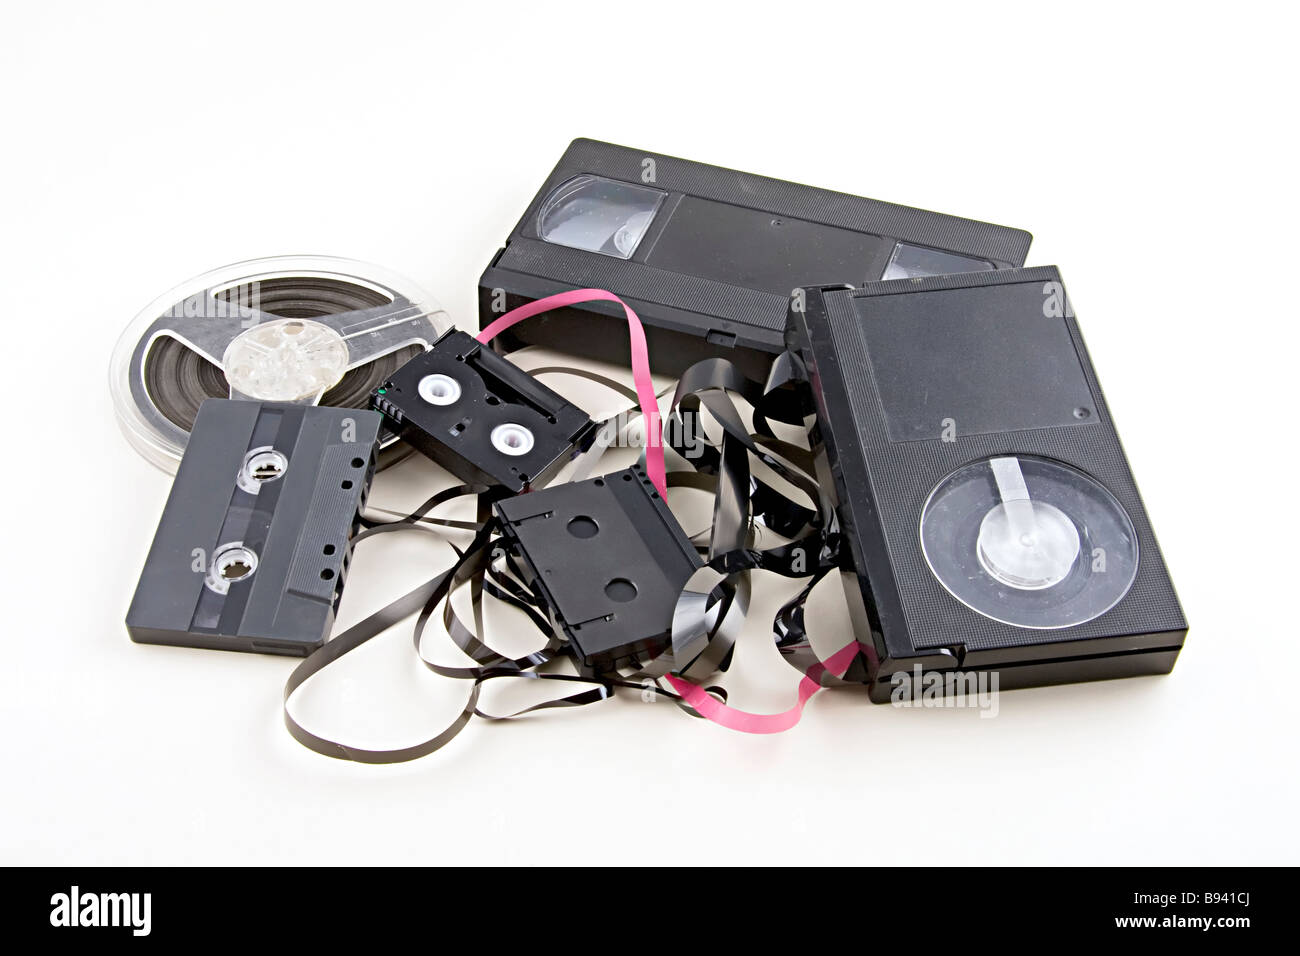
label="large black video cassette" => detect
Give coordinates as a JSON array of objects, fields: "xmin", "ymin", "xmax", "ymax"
[
  {"xmin": 785, "ymin": 268, "xmax": 1187, "ymax": 700},
  {"xmin": 479, "ymin": 138, "xmax": 1032, "ymax": 376},
  {"xmin": 126, "ymin": 400, "xmax": 382, "ymax": 656}
]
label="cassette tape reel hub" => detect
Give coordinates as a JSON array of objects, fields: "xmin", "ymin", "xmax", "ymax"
[
  {"xmin": 237, "ymin": 447, "xmax": 290, "ymax": 493},
  {"xmin": 110, "ymin": 255, "xmax": 448, "ymax": 472},
  {"xmin": 417, "ymin": 373, "xmax": 461, "ymax": 406},
  {"xmin": 206, "ymin": 544, "xmax": 259, "ymax": 595},
  {"xmin": 491, "ymin": 423, "xmax": 534, "ymax": 456},
  {"xmin": 977, "ymin": 497, "xmax": 1079, "ymax": 590}
]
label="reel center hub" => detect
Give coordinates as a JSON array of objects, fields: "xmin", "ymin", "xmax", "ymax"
[
  {"xmin": 222, "ymin": 318, "xmax": 349, "ymax": 402},
  {"xmin": 977, "ymin": 499, "xmax": 1080, "ymax": 590}
]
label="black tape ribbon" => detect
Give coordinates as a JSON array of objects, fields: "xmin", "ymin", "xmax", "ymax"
[{"xmin": 282, "ymin": 350, "xmax": 859, "ymax": 761}]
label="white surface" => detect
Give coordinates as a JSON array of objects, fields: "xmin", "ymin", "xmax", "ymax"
[{"xmin": 1, "ymin": 1, "xmax": 1296, "ymax": 866}]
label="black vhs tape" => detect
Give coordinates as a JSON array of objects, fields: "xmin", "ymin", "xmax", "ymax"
[
  {"xmin": 371, "ymin": 329, "xmax": 597, "ymax": 494},
  {"xmin": 494, "ymin": 465, "xmax": 701, "ymax": 669},
  {"xmin": 479, "ymin": 138, "xmax": 1032, "ymax": 375},
  {"xmin": 785, "ymin": 268, "xmax": 1187, "ymax": 700},
  {"xmin": 126, "ymin": 400, "xmax": 382, "ymax": 656}
]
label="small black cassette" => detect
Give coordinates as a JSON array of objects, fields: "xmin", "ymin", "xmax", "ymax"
[
  {"xmin": 126, "ymin": 399, "xmax": 382, "ymax": 656},
  {"xmin": 494, "ymin": 466, "xmax": 702, "ymax": 669},
  {"xmin": 371, "ymin": 328, "xmax": 597, "ymax": 494},
  {"xmin": 479, "ymin": 138, "xmax": 1033, "ymax": 376},
  {"xmin": 785, "ymin": 267, "xmax": 1187, "ymax": 699}
]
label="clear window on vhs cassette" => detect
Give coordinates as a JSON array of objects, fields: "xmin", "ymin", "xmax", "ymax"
[
  {"xmin": 537, "ymin": 175, "xmax": 666, "ymax": 260},
  {"xmin": 881, "ymin": 242, "xmax": 995, "ymax": 280}
]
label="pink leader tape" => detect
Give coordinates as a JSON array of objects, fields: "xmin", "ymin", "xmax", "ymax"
[
  {"xmin": 665, "ymin": 641, "xmax": 861, "ymax": 734},
  {"xmin": 477, "ymin": 289, "xmax": 666, "ymax": 498}
]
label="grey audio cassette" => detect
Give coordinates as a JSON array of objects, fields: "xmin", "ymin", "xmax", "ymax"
[
  {"xmin": 110, "ymin": 255, "xmax": 448, "ymax": 472},
  {"xmin": 126, "ymin": 400, "xmax": 383, "ymax": 657},
  {"xmin": 786, "ymin": 267, "xmax": 1187, "ymax": 699}
]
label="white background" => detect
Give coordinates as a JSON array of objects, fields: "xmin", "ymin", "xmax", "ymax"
[{"xmin": 1, "ymin": 1, "xmax": 1296, "ymax": 866}]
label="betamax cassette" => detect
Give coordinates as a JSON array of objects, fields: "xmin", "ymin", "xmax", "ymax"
[{"xmin": 784, "ymin": 267, "xmax": 1187, "ymax": 700}]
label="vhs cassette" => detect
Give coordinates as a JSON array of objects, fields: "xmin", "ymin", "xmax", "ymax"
[
  {"xmin": 479, "ymin": 138, "xmax": 1032, "ymax": 375},
  {"xmin": 126, "ymin": 400, "xmax": 383, "ymax": 656},
  {"xmin": 785, "ymin": 268, "xmax": 1187, "ymax": 699},
  {"xmin": 371, "ymin": 328, "xmax": 597, "ymax": 494},
  {"xmin": 494, "ymin": 465, "xmax": 702, "ymax": 669}
]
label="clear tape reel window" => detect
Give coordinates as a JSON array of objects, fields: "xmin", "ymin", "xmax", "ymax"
[
  {"xmin": 881, "ymin": 242, "xmax": 995, "ymax": 280},
  {"xmin": 919, "ymin": 455, "xmax": 1139, "ymax": 630},
  {"xmin": 537, "ymin": 175, "xmax": 666, "ymax": 260}
]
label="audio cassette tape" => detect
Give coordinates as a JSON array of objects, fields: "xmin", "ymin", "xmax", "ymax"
[
  {"xmin": 110, "ymin": 255, "xmax": 448, "ymax": 472},
  {"xmin": 126, "ymin": 400, "xmax": 382, "ymax": 656},
  {"xmin": 479, "ymin": 138, "xmax": 1033, "ymax": 376},
  {"xmin": 371, "ymin": 328, "xmax": 598, "ymax": 494},
  {"xmin": 785, "ymin": 268, "xmax": 1187, "ymax": 699}
]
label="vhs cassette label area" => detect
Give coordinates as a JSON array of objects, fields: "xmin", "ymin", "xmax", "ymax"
[{"xmin": 126, "ymin": 400, "xmax": 382, "ymax": 656}]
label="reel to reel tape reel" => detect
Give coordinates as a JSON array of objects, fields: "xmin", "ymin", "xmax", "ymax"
[{"xmin": 110, "ymin": 255, "xmax": 449, "ymax": 472}]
